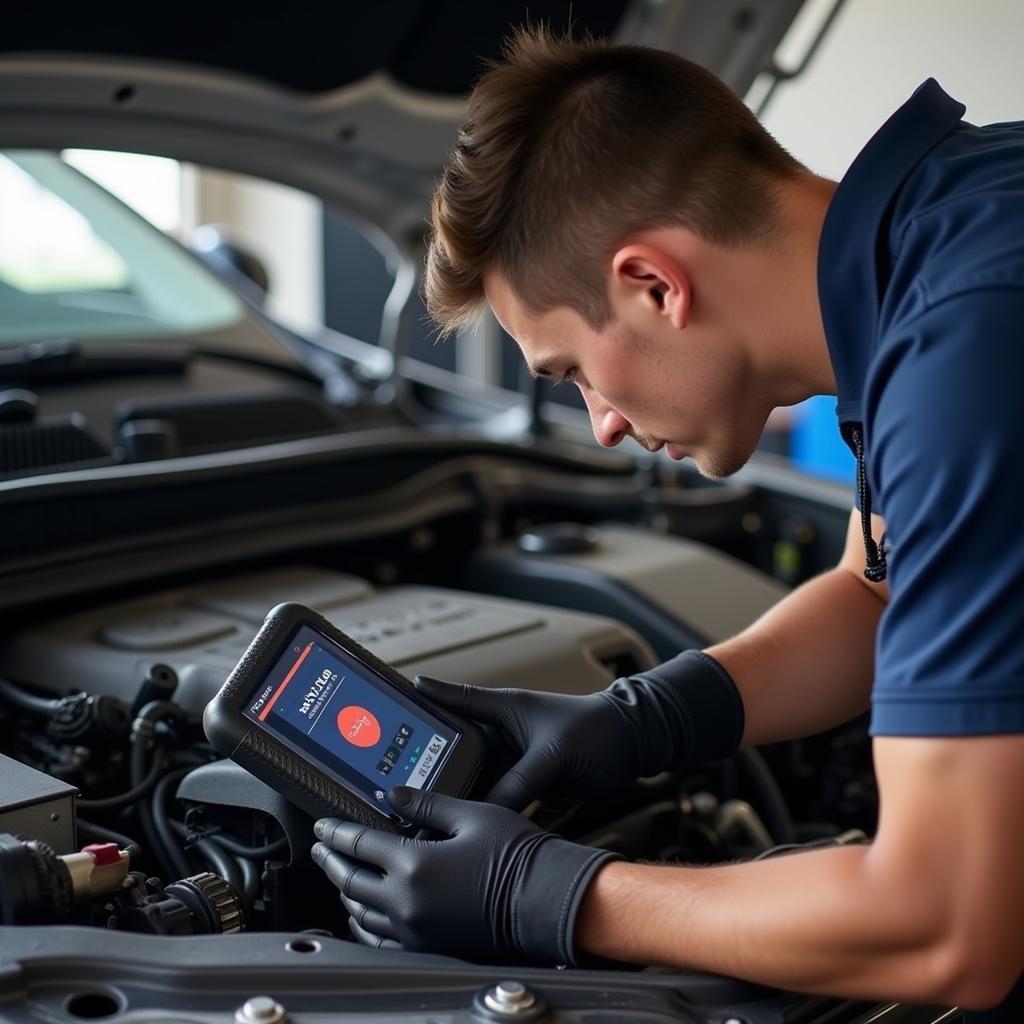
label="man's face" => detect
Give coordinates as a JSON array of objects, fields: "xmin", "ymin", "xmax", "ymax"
[{"xmin": 484, "ymin": 273, "xmax": 767, "ymax": 480}]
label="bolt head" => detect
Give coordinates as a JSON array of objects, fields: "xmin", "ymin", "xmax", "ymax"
[
  {"xmin": 235, "ymin": 995, "xmax": 286, "ymax": 1024},
  {"xmin": 495, "ymin": 981, "xmax": 526, "ymax": 1001},
  {"xmin": 482, "ymin": 979, "xmax": 536, "ymax": 1015}
]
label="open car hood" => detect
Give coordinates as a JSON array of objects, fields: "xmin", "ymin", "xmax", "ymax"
[{"xmin": 0, "ymin": 2, "xmax": 805, "ymax": 259}]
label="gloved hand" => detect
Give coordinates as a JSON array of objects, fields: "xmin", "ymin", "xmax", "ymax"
[
  {"xmin": 415, "ymin": 649, "xmax": 744, "ymax": 811},
  {"xmin": 312, "ymin": 785, "xmax": 619, "ymax": 964}
]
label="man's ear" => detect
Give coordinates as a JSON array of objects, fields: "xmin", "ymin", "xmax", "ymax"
[{"xmin": 611, "ymin": 245, "xmax": 690, "ymax": 330}]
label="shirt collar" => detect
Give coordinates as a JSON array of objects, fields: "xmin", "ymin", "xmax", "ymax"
[{"xmin": 817, "ymin": 79, "xmax": 966, "ymax": 435}]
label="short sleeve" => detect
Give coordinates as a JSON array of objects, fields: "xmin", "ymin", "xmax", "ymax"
[{"xmin": 868, "ymin": 288, "xmax": 1024, "ymax": 736}]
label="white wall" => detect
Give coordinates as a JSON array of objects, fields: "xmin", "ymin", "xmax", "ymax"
[
  {"xmin": 192, "ymin": 168, "xmax": 323, "ymax": 335},
  {"xmin": 761, "ymin": 0, "xmax": 1024, "ymax": 180}
]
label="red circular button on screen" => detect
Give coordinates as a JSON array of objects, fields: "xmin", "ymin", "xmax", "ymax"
[{"xmin": 337, "ymin": 705, "xmax": 381, "ymax": 747}]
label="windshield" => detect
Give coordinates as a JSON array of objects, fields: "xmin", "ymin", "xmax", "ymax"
[{"xmin": 0, "ymin": 151, "xmax": 244, "ymax": 344}]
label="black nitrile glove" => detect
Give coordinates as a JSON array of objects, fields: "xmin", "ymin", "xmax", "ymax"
[
  {"xmin": 311, "ymin": 786, "xmax": 619, "ymax": 964},
  {"xmin": 415, "ymin": 649, "xmax": 744, "ymax": 811}
]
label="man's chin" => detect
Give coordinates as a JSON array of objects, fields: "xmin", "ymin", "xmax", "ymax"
[
  {"xmin": 691, "ymin": 447, "xmax": 752, "ymax": 481},
  {"xmin": 661, "ymin": 437, "xmax": 754, "ymax": 480}
]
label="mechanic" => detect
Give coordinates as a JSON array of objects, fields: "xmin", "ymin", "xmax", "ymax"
[{"xmin": 311, "ymin": 28, "xmax": 1024, "ymax": 1016}]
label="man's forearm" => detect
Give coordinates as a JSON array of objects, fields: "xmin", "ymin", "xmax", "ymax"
[
  {"xmin": 575, "ymin": 735, "xmax": 1024, "ymax": 1010},
  {"xmin": 577, "ymin": 847, "xmax": 950, "ymax": 999},
  {"xmin": 707, "ymin": 566, "xmax": 884, "ymax": 747},
  {"xmin": 576, "ymin": 847, "xmax": 956, "ymax": 1005}
]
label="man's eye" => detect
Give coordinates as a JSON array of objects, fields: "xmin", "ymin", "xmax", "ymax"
[{"xmin": 553, "ymin": 368, "xmax": 578, "ymax": 387}]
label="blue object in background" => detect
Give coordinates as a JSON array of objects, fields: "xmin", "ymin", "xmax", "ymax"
[{"xmin": 789, "ymin": 395, "xmax": 856, "ymax": 485}]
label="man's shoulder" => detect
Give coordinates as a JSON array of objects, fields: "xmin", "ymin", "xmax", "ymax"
[{"xmin": 884, "ymin": 118, "xmax": 1024, "ymax": 319}]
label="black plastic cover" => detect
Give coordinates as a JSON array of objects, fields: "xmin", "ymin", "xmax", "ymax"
[{"xmin": 176, "ymin": 760, "xmax": 311, "ymax": 866}]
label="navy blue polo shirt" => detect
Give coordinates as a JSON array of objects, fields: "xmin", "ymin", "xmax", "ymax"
[{"xmin": 818, "ymin": 80, "xmax": 1024, "ymax": 738}]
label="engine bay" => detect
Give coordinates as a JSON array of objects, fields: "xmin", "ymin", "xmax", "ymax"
[{"xmin": 0, "ymin": 524, "xmax": 883, "ymax": 1022}]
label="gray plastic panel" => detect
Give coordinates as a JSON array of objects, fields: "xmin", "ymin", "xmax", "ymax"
[
  {"xmin": 329, "ymin": 589, "xmax": 542, "ymax": 667},
  {"xmin": 0, "ymin": 567, "xmax": 655, "ymax": 714},
  {"xmin": 485, "ymin": 524, "xmax": 788, "ymax": 645},
  {"xmin": 188, "ymin": 566, "xmax": 372, "ymax": 623},
  {"xmin": 0, "ymin": 927, "xmax": 799, "ymax": 1024},
  {"xmin": 99, "ymin": 607, "xmax": 238, "ymax": 652}
]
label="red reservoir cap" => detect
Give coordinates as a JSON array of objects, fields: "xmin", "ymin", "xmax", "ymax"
[{"xmin": 81, "ymin": 843, "xmax": 122, "ymax": 866}]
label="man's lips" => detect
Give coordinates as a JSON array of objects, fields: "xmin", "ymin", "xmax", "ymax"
[{"xmin": 638, "ymin": 439, "xmax": 686, "ymax": 460}]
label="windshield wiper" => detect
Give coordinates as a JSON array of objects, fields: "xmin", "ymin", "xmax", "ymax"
[
  {"xmin": 0, "ymin": 338, "xmax": 190, "ymax": 385},
  {"xmin": 0, "ymin": 338, "xmax": 339, "ymax": 392}
]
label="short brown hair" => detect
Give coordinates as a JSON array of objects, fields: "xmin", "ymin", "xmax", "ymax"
[{"xmin": 425, "ymin": 26, "xmax": 803, "ymax": 336}]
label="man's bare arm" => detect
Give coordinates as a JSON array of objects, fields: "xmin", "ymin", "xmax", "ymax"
[
  {"xmin": 707, "ymin": 508, "xmax": 889, "ymax": 747},
  {"xmin": 576, "ymin": 734, "xmax": 1024, "ymax": 1009}
]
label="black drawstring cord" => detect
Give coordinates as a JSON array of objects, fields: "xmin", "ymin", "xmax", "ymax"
[{"xmin": 851, "ymin": 424, "xmax": 888, "ymax": 583}]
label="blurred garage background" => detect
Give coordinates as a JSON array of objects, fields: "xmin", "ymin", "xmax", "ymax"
[{"xmin": 7, "ymin": 0, "xmax": 1022, "ymax": 485}]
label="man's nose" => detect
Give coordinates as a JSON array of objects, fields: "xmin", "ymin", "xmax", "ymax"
[{"xmin": 588, "ymin": 399, "xmax": 631, "ymax": 448}]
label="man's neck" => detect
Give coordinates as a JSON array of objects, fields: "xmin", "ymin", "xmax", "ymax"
[{"xmin": 741, "ymin": 172, "xmax": 839, "ymax": 406}]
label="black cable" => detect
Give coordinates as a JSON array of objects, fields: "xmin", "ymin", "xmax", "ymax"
[
  {"xmin": 754, "ymin": 828, "xmax": 868, "ymax": 861},
  {"xmin": 132, "ymin": 700, "xmax": 187, "ymax": 744},
  {"xmin": 77, "ymin": 819, "xmax": 142, "ymax": 867},
  {"xmin": 736, "ymin": 748, "xmax": 795, "ymax": 845},
  {"xmin": 210, "ymin": 833, "xmax": 289, "ymax": 859},
  {"xmin": 169, "ymin": 820, "xmax": 191, "ymax": 837},
  {"xmin": 130, "ymin": 701, "xmax": 188, "ymax": 878},
  {"xmin": 0, "ymin": 676, "xmax": 62, "ymax": 715},
  {"xmin": 192, "ymin": 838, "xmax": 244, "ymax": 896},
  {"xmin": 238, "ymin": 856, "xmax": 259, "ymax": 913},
  {"xmin": 136, "ymin": 807, "xmax": 164, "ymax": 876},
  {"xmin": 78, "ymin": 747, "xmax": 168, "ymax": 809},
  {"xmin": 149, "ymin": 767, "xmax": 194, "ymax": 880},
  {"xmin": 132, "ymin": 737, "xmax": 162, "ymax": 879},
  {"xmin": 170, "ymin": 746, "xmax": 218, "ymax": 767},
  {"xmin": 167, "ymin": 820, "xmax": 245, "ymax": 888},
  {"xmin": 77, "ymin": 705, "xmax": 185, "ymax": 851},
  {"xmin": 168, "ymin": 820, "xmax": 287, "ymax": 860}
]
